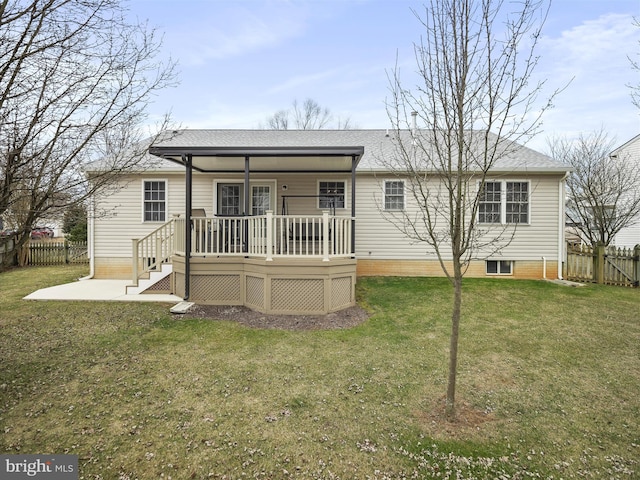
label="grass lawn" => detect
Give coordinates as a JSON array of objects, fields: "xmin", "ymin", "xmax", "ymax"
[{"xmin": 1, "ymin": 265, "xmax": 638, "ymax": 479}]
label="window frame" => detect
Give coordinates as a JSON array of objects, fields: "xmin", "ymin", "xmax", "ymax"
[
  {"xmin": 383, "ymin": 180, "xmax": 405, "ymax": 211},
  {"xmin": 478, "ymin": 180, "xmax": 530, "ymax": 225},
  {"xmin": 317, "ymin": 180, "xmax": 346, "ymax": 210},
  {"xmin": 486, "ymin": 260, "xmax": 514, "ymax": 275},
  {"xmin": 142, "ymin": 179, "xmax": 168, "ymax": 223}
]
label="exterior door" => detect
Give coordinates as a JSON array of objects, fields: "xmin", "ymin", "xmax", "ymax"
[
  {"xmin": 218, "ymin": 183, "xmax": 243, "ymax": 216},
  {"xmin": 251, "ymin": 185, "xmax": 271, "ymax": 215},
  {"xmin": 217, "ymin": 183, "xmax": 272, "ymax": 216}
]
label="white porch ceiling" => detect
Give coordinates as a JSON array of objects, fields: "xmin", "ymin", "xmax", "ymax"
[{"xmin": 148, "ymin": 146, "xmax": 363, "ymax": 173}]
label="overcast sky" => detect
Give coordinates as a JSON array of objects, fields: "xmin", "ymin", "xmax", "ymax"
[{"xmin": 128, "ymin": 0, "xmax": 640, "ymax": 151}]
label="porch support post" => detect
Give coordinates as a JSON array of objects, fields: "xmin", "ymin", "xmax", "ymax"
[
  {"xmin": 266, "ymin": 210, "xmax": 273, "ymax": 261},
  {"xmin": 351, "ymin": 154, "xmax": 357, "ymax": 256},
  {"xmin": 244, "ymin": 155, "xmax": 250, "ymax": 254},
  {"xmin": 322, "ymin": 210, "xmax": 330, "ymax": 262},
  {"xmin": 184, "ymin": 153, "xmax": 193, "ymax": 300}
]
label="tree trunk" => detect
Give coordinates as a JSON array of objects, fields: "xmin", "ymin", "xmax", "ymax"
[
  {"xmin": 17, "ymin": 238, "xmax": 30, "ymax": 267},
  {"xmin": 446, "ymin": 271, "xmax": 462, "ymax": 420}
]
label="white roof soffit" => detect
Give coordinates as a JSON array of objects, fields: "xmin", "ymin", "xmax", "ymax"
[{"xmin": 147, "ymin": 146, "xmax": 364, "ymax": 173}]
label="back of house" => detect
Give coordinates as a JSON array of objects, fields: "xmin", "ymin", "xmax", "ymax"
[{"xmin": 85, "ymin": 129, "xmax": 571, "ymax": 302}]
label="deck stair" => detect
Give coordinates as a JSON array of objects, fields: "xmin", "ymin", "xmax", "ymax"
[
  {"xmin": 131, "ymin": 218, "xmax": 176, "ymax": 292},
  {"xmin": 126, "ymin": 263, "xmax": 173, "ymax": 295}
]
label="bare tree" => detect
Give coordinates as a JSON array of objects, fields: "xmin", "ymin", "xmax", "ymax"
[
  {"xmin": 629, "ymin": 17, "xmax": 639, "ymax": 110},
  {"xmin": 0, "ymin": 0, "xmax": 177, "ymax": 265},
  {"xmin": 384, "ymin": 0, "xmax": 555, "ymax": 419},
  {"xmin": 265, "ymin": 109, "xmax": 290, "ymax": 130},
  {"xmin": 263, "ymin": 98, "xmax": 353, "ymax": 129},
  {"xmin": 548, "ymin": 130, "xmax": 640, "ymax": 246},
  {"xmin": 292, "ymin": 99, "xmax": 331, "ymax": 129}
]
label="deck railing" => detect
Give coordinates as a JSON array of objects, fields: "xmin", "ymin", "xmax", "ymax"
[
  {"xmin": 133, "ymin": 211, "xmax": 353, "ymax": 284},
  {"xmin": 176, "ymin": 211, "xmax": 353, "ymax": 261}
]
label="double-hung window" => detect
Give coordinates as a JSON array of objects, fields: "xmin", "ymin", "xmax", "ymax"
[
  {"xmin": 318, "ymin": 181, "xmax": 345, "ymax": 209},
  {"xmin": 506, "ymin": 182, "xmax": 529, "ymax": 223},
  {"xmin": 143, "ymin": 180, "xmax": 166, "ymax": 222},
  {"xmin": 479, "ymin": 181, "xmax": 502, "ymax": 223},
  {"xmin": 384, "ymin": 180, "xmax": 405, "ymax": 210},
  {"xmin": 479, "ymin": 180, "xmax": 529, "ymax": 225}
]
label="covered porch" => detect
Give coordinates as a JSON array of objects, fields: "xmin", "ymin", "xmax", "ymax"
[{"xmin": 139, "ymin": 134, "xmax": 363, "ymax": 314}]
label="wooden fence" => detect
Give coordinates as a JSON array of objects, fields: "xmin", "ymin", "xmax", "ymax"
[
  {"xmin": 565, "ymin": 244, "xmax": 640, "ymax": 287},
  {"xmin": 28, "ymin": 240, "xmax": 89, "ymax": 266}
]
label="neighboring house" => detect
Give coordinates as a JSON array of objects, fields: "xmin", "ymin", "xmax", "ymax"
[
  {"xmin": 86, "ymin": 129, "xmax": 570, "ymax": 314},
  {"xmin": 611, "ymin": 133, "xmax": 640, "ymax": 248}
]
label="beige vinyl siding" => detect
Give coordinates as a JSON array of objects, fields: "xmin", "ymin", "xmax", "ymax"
[
  {"xmin": 354, "ymin": 173, "xmax": 563, "ymax": 261},
  {"xmin": 355, "ymin": 174, "xmax": 434, "ymax": 260},
  {"xmin": 93, "ymin": 170, "xmax": 562, "ymax": 269},
  {"xmin": 612, "ymin": 135, "xmax": 640, "ymax": 248},
  {"xmin": 93, "ymin": 173, "xmax": 352, "ymax": 260},
  {"xmin": 94, "ymin": 174, "xmax": 185, "ymax": 258},
  {"xmin": 94, "ymin": 173, "xmax": 241, "ymax": 259},
  {"xmin": 495, "ymin": 175, "xmax": 561, "ymax": 259}
]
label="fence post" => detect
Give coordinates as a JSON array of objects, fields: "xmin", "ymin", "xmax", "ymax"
[
  {"xmin": 634, "ymin": 244, "xmax": 640, "ymax": 288},
  {"xmin": 64, "ymin": 239, "xmax": 69, "ymax": 264},
  {"xmin": 593, "ymin": 243, "xmax": 605, "ymax": 284}
]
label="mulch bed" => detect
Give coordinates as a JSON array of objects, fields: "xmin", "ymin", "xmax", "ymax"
[{"xmin": 182, "ymin": 304, "xmax": 370, "ymax": 331}]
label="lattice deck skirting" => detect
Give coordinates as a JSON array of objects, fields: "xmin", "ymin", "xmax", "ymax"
[
  {"xmin": 144, "ymin": 274, "xmax": 172, "ymax": 292},
  {"xmin": 172, "ymin": 256, "xmax": 356, "ymax": 315}
]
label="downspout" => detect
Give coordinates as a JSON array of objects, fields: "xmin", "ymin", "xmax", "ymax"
[
  {"xmin": 184, "ymin": 154, "xmax": 192, "ymax": 300},
  {"xmin": 80, "ymin": 196, "xmax": 96, "ymax": 280},
  {"xmin": 351, "ymin": 154, "xmax": 357, "ymax": 256},
  {"xmin": 557, "ymin": 171, "xmax": 570, "ymax": 280}
]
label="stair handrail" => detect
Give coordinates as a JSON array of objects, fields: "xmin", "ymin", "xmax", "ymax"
[{"xmin": 131, "ymin": 218, "xmax": 176, "ymax": 285}]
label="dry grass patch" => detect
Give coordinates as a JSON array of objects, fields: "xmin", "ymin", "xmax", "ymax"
[
  {"xmin": 415, "ymin": 396, "xmax": 499, "ymax": 440},
  {"xmin": 0, "ymin": 268, "xmax": 638, "ymax": 479}
]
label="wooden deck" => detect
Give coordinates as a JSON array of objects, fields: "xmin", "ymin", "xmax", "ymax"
[{"xmin": 132, "ymin": 213, "xmax": 357, "ymax": 314}]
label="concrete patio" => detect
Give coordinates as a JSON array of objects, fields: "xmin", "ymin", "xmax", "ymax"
[{"xmin": 24, "ymin": 278, "xmax": 182, "ymax": 302}]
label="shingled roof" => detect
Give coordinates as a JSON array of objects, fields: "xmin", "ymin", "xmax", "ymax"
[{"xmin": 146, "ymin": 129, "xmax": 569, "ymax": 174}]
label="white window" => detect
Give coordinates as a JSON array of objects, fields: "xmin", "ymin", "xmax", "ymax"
[
  {"xmin": 143, "ymin": 180, "xmax": 166, "ymax": 222},
  {"xmin": 506, "ymin": 182, "xmax": 529, "ymax": 223},
  {"xmin": 486, "ymin": 260, "xmax": 513, "ymax": 275},
  {"xmin": 479, "ymin": 181, "xmax": 529, "ymax": 224},
  {"xmin": 479, "ymin": 181, "xmax": 502, "ymax": 223},
  {"xmin": 318, "ymin": 181, "xmax": 345, "ymax": 209},
  {"xmin": 384, "ymin": 180, "xmax": 405, "ymax": 210}
]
